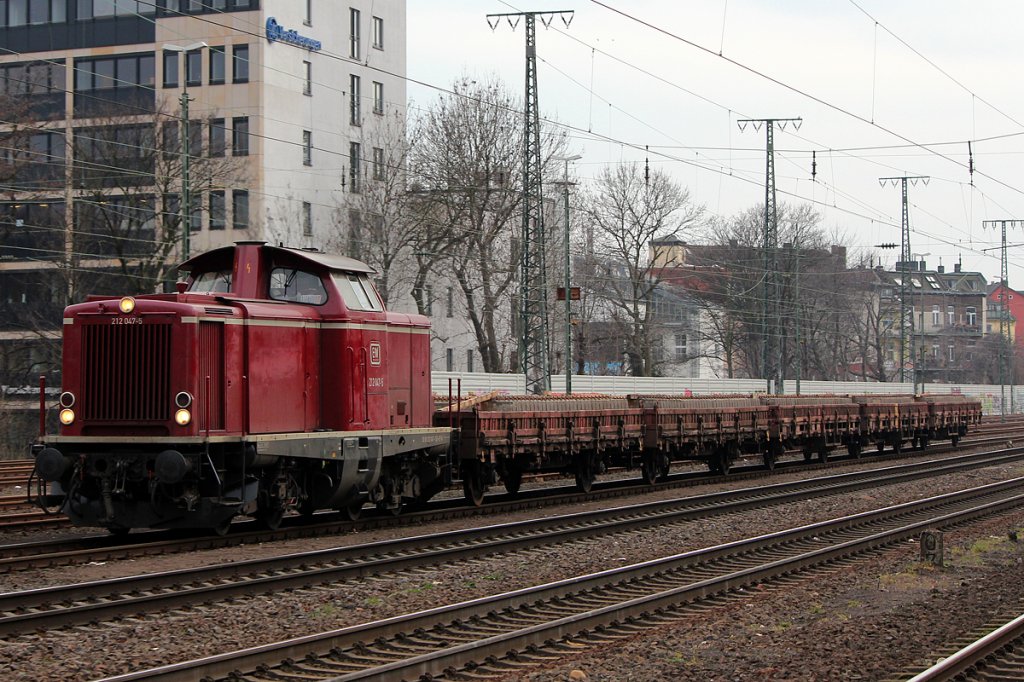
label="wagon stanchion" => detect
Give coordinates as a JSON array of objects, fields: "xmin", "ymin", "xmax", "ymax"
[{"xmin": 38, "ymin": 375, "xmax": 46, "ymax": 438}]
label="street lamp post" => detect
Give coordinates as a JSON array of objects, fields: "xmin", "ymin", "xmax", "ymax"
[
  {"xmin": 910, "ymin": 251, "xmax": 930, "ymax": 395},
  {"xmin": 164, "ymin": 42, "xmax": 207, "ymax": 262},
  {"xmin": 553, "ymin": 154, "xmax": 581, "ymax": 394}
]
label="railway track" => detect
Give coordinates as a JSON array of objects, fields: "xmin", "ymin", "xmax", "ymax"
[
  {"xmin": 0, "ymin": 422, "xmax": 1018, "ymax": 529},
  {"xmin": 94, "ymin": 474, "xmax": 1024, "ymax": 681},
  {"xmin": 3, "ymin": 445, "xmax": 1024, "ymax": 639},
  {"xmin": 2, "ymin": 429, "xmax": 1023, "ymax": 565},
  {"xmin": 899, "ymin": 610, "xmax": 1024, "ymax": 681}
]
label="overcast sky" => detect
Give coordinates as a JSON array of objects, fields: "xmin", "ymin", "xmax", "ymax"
[{"xmin": 406, "ymin": 1, "xmax": 1024, "ymax": 286}]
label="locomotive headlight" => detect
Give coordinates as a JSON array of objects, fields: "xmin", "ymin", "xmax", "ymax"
[
  {"xmin": 174, "ymin": 408, "xmax": 191, "ymax": 426},
  {"xmin": 59, "ymin": 408, "xmax": 75, "ymax": 425},
  {"xmin": 118, "ymin": 296, "xmax": 136, "ymax": 314},
  {"xmin": 59, "ymin": 391, "xmax": 75, "ymax": 408},
  {"xmin": 175, "ymin": 391, "xmax": 193, "ymax": 408}
]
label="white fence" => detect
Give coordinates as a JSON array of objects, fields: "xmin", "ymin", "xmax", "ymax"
[{"xmin": 432, "ymin": 372, "xmax": 1024, "ymax": 416}]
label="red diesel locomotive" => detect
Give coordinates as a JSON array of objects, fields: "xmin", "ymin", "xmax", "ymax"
[{"xmin": 32, "ymin": 242, "xmax": 452, "ymax": 533}]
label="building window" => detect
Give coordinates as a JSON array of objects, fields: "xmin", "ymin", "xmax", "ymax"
[
  {"xmin": 372, "ymin": 146, "xmax": 384, "ymax": 180},
  {"xmin": 372, "ymin": 15, "xmax": 383, "ymax": 49},
  {"xmin": 161, "ymin": 120, "xmax": 179, "ymax": 160},
  {"xmin": 372, "ymin": 80, "xmax": 383, "ymax": 114},
  {"xmin": 185, "ymin": 48, "xmax": 202, "ymax": 86},
  {"xmin": 931, "ymin": 344, "xmax": 939, "ymax": 358},
  {"xmin": 302, "ymin": 130, "xmax": 312, "ymax": 166},
  {"xmin": 349, "ymin": 142, "xmax": 361, "ymax": 193},
  {"xmin": 189, "ymin": 192, "xmax": 203, "ymax": 231},
  {"xmin": 302, "ymin": 201, "xmax": 312, "ymax": 236},
  {"xmin": 466, "ymin": 349, "xmax": 474, "ymax": 373},
  {"xmin": 303, "ymin": 0, "xmax": 311, "ymax": 25},
  {"xmin": 302, "ymin": 60, "xmax": 311, "ymax": 95},
  {"xmin": 209, "ymin": 118, "xmax": 225, "ymax": 157},
  {"xmin": 446, "ymin": 286, "xmax": 453, "ymax": 318},
  {"xmin": 349, "ymin": 74, "xmax": 360, "ymax": 125},
  {"xmin": 231, "ymin": 116, "xmax": 248, "ymax": 155},
  {"xmin": 967, "ymin": 306, "xmax": 977, "ymax": 326},
  {"xmin": 674, "ymin": 334, "xmax": 687, "ymax": 362},
  {"xmin": 232, "ymin": 45, "xmax": 249, "ymax": 83},
  {"xmin": 209, "ymin": 190, "xmax": 225, "ymax": 229},
  {"xmin": 425, "ymin": 285, "xmax": 433, "ymax": 315},
  {"xmin": 948, "ymin": 345, "xmax": 955, "ymax": 362},
  {"xmin": 208, "ymin": 46, "xmax": 225, "ymax": 84},
  {"xmin": 231, "ymin": 190, "xmax": 249, "ymax": 229},
  {"xmin": 162, "ymin": 50, "xmax": 179, "ymax": 88},
  {"xmin": 187, "ymin": 118, "xmax": 202, "ymax": 157},
  {"xmin": 931, "ymin": 305, "xmax": 940, "ymax": 326},
  {"xmin": 349, "ymin": 7, "xmax": 360, "ymax": 59},
  {"xmin": 445, "ymin": 348, "xmax": 453, "ymax": 372},
  {"xmin": 947, "ymin": 305, "xmax": 954, "ymax": 326}
]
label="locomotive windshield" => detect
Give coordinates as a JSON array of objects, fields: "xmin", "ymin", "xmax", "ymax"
[
  {"xmin": 332, "ymin": 272, "xmax": 383, "ymax": 311},
  {"xmin": 190, "ymin": 270, "xmax": 232, "ymax": 293},
  {"xmin": 269, "ymin": 267, "xmax": 327, "ymax": 304}
]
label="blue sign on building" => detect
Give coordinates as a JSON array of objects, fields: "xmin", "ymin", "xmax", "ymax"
[{"xmin": 265, "ymin": 17, "xmax": 322, "ymax": 51}]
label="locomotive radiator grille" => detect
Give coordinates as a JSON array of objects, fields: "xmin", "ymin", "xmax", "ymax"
[
  {"xmin": 198, "ymin": 321, "xmax": 224, "ymax": 430},
  {"xmin": 81, "ymin": 322, "xmax": 172, "ymax": 421}
]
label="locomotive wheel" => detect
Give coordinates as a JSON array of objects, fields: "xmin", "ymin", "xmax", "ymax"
[
  {"xmin": 503, "ymin": 467, "xmax": 523, "ymax": 496},
  {"xmin": 344, "ymin": 500, "xmax": 363, "ymax": 521},
  {"xmin": 256, "ymin": 506, "xmax": 284, "ymax": 531},
  {"xmin": 108, "ymin": 526, "xmax": 131, "ymax": 537},
  {"xmin": 212, "ymin": 516, "xmax": 233, "ymax": 537},
  {"xmin": 462, "ymin": 461, "xmax": 486, "ymax": 507}
]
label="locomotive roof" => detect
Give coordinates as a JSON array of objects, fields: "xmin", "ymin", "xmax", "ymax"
[{"xmin": 179, "ymin": 242, "xmax": 376, "ymax": 275}]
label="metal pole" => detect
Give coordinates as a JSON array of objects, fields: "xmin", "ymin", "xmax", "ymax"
[
  {"xmin": 180, "ymin": 88, "xmax": 191, "ymax": 261},
  {"xmin": 563, "ymin": 160, "xmax": 572, "ymax": 395}
]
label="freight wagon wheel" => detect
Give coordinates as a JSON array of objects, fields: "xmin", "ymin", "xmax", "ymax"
[
  {"xmin": 762, "ymin": 451, "xmax": 776, "ymax": 471},
  {"xmin": 462, "ymin": 461, "xmax": 486, "ymax": 507},
  {"xmin": 817, "ymin": 448, "xmax": 829, "ymax": 464},
  {"xmin": 107, "ymin": 526, "xmax": 131, "ymax": 538},
  {"xmin": 641, "ymin": 452, "xmax": 659, "ymax": 485},
  {"xmin": 847, "ymin": 442, "xmax": 862, "ymax": 458},
  {"xmin": 951, "ymin": 435, "xmax": 960, "ymax": 448},
  {"xmin": 574, "ymin": 454, "xmax": 596, "ymax": 493},
  {"xmin": 503, "ymin": 467, "xmax": 523, "ymax": 496}
]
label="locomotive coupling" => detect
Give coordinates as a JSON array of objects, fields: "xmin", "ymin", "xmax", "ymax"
[
  {"xmin": 35, "ymin": 448, "xmax": 71, "ymax": 482},
  {"xmin": 155, "ymin": 449, "xmax": 192, "ymax": 484}
]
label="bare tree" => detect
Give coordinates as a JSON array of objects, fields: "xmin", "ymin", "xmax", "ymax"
[
  {"xmin": 580, "ymin": 162, "xmax": 704, "ymax": 376},
  {"xmin": 687, "ymin": 203, "xmax": 865, "ymax": 382},
  {"xmin": 328, "ymin": 110, "xmax": 428, "ymax": 308},
  {"xmin": 409, "ymin": 76, "xmax": 567, "ymax": 372},
  {"xmin": 71, "ymin": 101, "xmax": 247, "ymax": 294}
]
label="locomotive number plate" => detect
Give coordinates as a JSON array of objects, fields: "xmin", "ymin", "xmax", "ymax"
[{"xmin": 111, "ymin": 317, "xmax": 143, "ymax": 325}]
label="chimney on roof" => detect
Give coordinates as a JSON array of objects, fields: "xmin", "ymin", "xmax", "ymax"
[
  {"xmin": 937, "ymin": 264, "xmax": 945, "ymax": 273},
  {"xmin": 919, "ymin": 260, "xmax": 927, "ymax": 271},
  {"xmin": 954, "ymin": 262, "xmax": 962, "ymax": 273}
]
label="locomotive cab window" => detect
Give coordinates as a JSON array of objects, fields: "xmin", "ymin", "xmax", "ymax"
[
  {"xmin": 332, "ymin": 272, "xmax": 383, "ymax": 311},
  {"xmin": 190, "ymin": 270, "xmax": 232, "ymax": 293},
  {"xmin": 269, "ymin": 268, "xmax": 327, "ymax": 305}
]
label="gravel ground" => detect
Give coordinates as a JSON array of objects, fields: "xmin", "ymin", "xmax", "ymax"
[{"xmin": 2, "ymin": 453, "xmax": 1024, "ymax": 681}]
